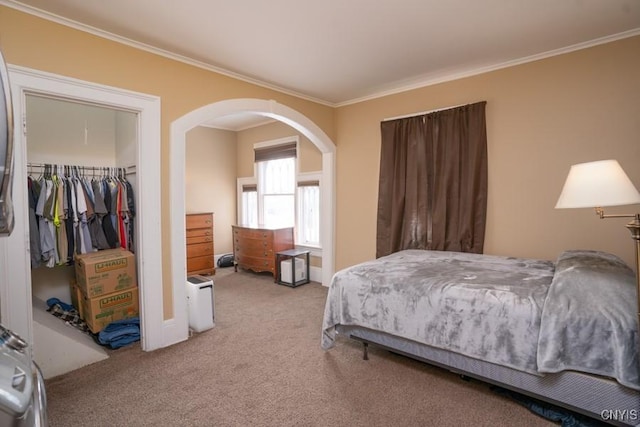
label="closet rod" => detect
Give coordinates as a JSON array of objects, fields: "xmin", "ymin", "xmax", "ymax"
[
  {"xmin": 27, "ymin": 162, "xmax": 124, "ymax": 170},
  {"xmin": 26, "ymin": 163, "xmax": 128, "ymax": 177}
]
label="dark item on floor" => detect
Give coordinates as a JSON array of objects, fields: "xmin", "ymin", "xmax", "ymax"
[
  {"xmin": 46, "ymin": 297, "xmax": 91, "ymax": 334},
  {"xmin": 47, "ymin": 297, "xmax": 140, "ymax": 349},
  {"xmin": 217, "ymin": 253, "xmax": 234, "ymax": 268},
  {"xmin": 97, "ymin": 317, "xmax": 140, "ymax": 349},
  {"xmin": 490, "ymin": 386, "xmax": 609, "ymax": 427}
]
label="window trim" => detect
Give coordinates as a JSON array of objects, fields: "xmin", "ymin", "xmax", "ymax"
[{"xmin": 236, "ymin": 176, "xmax": 257, "ymax": 225}]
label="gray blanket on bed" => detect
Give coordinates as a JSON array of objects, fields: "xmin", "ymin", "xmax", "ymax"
[
  {"xmin": 321, "ymin": 250, "xmax": 555, "ymax": 374},
  {"xmin": 537, "ymin": 250, "xmax": 639, "ymax": 390},
  {"xmin": 321, "ymin": 249, "xmax": 640, "ymax": 390}
]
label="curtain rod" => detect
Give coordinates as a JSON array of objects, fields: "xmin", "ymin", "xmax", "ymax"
[{"xmin": 382, "ymin": 103, "xmax": 466, "ymax": 122}]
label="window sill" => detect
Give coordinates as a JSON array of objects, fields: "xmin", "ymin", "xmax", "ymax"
[{"xmin": 295, "ymin": 244, "xmax": 322, "ymax": 257}]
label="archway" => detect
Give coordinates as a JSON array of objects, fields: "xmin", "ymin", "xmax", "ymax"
[{"xmin": 167, "ymin": 98, "xmax": 336, "ymax": 345}]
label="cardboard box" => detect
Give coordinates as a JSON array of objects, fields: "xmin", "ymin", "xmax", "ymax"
[
  {"xmin": 75, "ymin": 249, "xmax": 137, "ymax": 297},
  {"xmin": 79, "ymin": 287, "xmax": 139, "ymax": 333},
  {"xmin": 69, "ymin": 280, "xmax": 81, "ymax": 312}
]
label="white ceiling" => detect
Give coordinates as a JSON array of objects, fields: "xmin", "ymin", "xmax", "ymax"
[{"xmin": 4, "ymin": 0, "xmax": 640, "ymax": 128}]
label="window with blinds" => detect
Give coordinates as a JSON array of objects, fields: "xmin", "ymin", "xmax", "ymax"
[
  {"xmin": 258, "ymin": 157, "xmax": 295, "ymax": 228},
  {"xmin": 238, "ymin": 139, "xmax": 321, "ymax": 248},
  {"xmin": 241, "ymin": 184, "xmax": 258, "ymax": 228}
]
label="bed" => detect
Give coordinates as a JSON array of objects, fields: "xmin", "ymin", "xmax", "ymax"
[{"xmin": 321, "ymin": 249, "xmax": 640, "ymax": 426}]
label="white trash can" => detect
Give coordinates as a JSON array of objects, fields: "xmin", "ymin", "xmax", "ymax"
[
  {"xmin": 280, "ymin": 258, "xmax": 306, "ymax": 284},
  {"xmin": 186, "ymin": 275, "xmax": 215, "ymax": 332}
]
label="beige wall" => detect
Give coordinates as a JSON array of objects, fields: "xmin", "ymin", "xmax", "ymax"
[
  {"xmin": 335, "ymin": 35, "xmax": 640, "ymax": 270},
  {"xmin": 25, "ymin": 95, "xmax": 119, "ymax": 166},
  {"xmin": 0, "ymin": 6, "xmax": 335, "ymax": 318},
  {"xmin": 185, "ymin": 126, "xmax": 237, "ymax": 255},
  {"xmin": 236, "ymin": 120, "xmax": 322, "ymax": 177},
  {"xmin": 3, "ymin": 5, "xmax": 640, "ymax": 320}
]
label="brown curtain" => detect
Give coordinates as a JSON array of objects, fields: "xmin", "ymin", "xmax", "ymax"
[{"xmin": 376, "ymin": 101, "xmax": 487, "ymax": 258}]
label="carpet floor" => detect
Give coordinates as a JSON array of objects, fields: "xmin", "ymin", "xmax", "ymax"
[{"xmin": 44, "ymin": 267, "xmax": 556, "ymax": 426}]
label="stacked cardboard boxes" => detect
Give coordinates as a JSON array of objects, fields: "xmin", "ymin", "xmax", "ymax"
[{"xmin": 71, "ymin": 248, "xmax": 139, "ymax": 333}]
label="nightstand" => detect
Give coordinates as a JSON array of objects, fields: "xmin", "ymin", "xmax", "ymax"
[{"xmin": 276, "ymin": 249, "xmax": 310, "ymax": 287}]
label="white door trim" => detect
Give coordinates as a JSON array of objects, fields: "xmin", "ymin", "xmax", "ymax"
[
  {"xmin": 0, "ymin": 65, "xmax": 164, "ymax": 353},
  {"xmin": 169, "ymin": 98, "xmax": 336, "ymax": 345}
]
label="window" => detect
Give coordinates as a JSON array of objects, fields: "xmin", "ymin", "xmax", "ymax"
[
  {"xmin": 238, "ymin": 138, "xmax": 321, "ymax": 248},
  {"xmin": 258, "ymin": 157, "xmax": 295, "ymax": 228},
  {"xmin": 297, "ymin": 180, "xmax": 320, "ymax": 246},
  {"xmin": 241, "ymin": 184, "xmax": 258, "ymax": 228}
]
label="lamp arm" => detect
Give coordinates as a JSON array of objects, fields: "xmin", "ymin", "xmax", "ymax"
[
  {"xmin": 594, "ymin": 207, "xmax": 637, "ymax": 219},
  {"xmin": 594, "ymin": 208, "xmax": 640, "ymax": 331}
]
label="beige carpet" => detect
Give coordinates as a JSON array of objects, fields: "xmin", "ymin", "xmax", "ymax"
[{"xmin": 44, "ymin": 268, "xmax": 555, "ymax": 427}]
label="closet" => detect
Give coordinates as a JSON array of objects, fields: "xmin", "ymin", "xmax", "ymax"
[{"xmin": 26, "ymin": 94, "xmax": 139, "ymax": 378}]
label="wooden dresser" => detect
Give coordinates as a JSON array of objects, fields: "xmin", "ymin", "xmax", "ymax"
[
  {"xmin": 232, "ymin": 225, "xmax": 294, "ymax": 278},
  {"xmin": 186, "ymin": 213, "xmax": 215, "ymax": 276}
]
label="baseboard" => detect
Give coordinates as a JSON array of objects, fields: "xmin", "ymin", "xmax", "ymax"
[
  {"xmin": 310, "ymin": 266, "xmax": 322, "ymax": 283},
  {"xmin": 161, "ymin": 317, "xmax": 188, "ymax": 348}
]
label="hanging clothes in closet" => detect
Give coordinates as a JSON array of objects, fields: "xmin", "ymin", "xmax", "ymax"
[{"xmin": 27, "ymin": 164, "xmax": 136, "ymax": 269}]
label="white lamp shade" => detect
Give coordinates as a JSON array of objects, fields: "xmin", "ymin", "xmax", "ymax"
[{"xmin": 555, "ymin": 159, "xmax": 640, "ymax": 209}]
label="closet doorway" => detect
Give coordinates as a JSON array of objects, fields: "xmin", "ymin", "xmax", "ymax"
[
  {"xmin": 26, "ymin": 95, "xmax": 139, "ymax": 377},
  {"xmin": 0, "ymin": 66, "xmax": 163, "ymax": 374}
]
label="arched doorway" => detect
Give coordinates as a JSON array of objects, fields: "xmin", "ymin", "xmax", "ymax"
[{"xmin": 167, "ymin": 98, "xmax": 336, "ymax": 345}]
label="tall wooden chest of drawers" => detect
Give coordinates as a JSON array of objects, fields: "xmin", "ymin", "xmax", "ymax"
[
  {"xmin": 232, "ymin": 225, "xmax": 294, "ymax": 278},
  {"xmin": 186, "ymin": 213, "xmax": 215, "ymax": 276}
]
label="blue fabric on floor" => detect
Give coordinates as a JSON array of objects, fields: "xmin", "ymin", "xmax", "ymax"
[
  {"xmin": 490, "ymin": 386, "xmax": 608, "ymax": 427},
  {"xmin": 46, "ymin": 297, "xmax": 75, "ymax": 312},
  {"xmin": 98, "ymin": 317, "xmax": 140, "ymax": 349}
]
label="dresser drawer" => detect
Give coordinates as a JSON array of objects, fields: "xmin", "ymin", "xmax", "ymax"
[
  {"xmin": 235, "ymin": 246, "xmax": 273, "ymax": 259},
  {"xmin": 187, "ymin": 242, "xmax": 213, "ymax": 258},
  {"xmin": 235, "ymin": 254, "xmax": 274, "ymax": 272},
  {"xmin": 233, "ymin": 228, "xmax": 271, "ymax": 240},
  {"xmin": 186, "ymin": 228, "xmax": 213, "ymax": 239},
  {"xmin": 186, "ymin": 213, "xmax": 213, "ymax": 229},
  {"xmin": 187, "ymin": 234, "xmax": 213, "ymax": 245},
  {"xmin": 234, "ymin": 237, "xmax": 273, "ymax": 253},
  {"xmin": 187, "ymin": 255, "xmax": 215, "ymax": 272}
]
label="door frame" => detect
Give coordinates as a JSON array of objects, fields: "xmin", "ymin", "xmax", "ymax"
[
  {"xmin": 168, "ymin": 98, "xmax": 336, "ymax": 345},
  {"xmin": 0, "ymin": 65, "xmax": 164, "ymax": 355}
]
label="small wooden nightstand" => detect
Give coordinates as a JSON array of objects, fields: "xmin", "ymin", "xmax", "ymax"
[{"xmin": 276, "ymin": 249, "xmax": 310, "ymax": 287}]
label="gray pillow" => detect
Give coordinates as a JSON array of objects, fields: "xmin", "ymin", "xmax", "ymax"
[{"xmin": 537, "ymin": 250, "xmax": 639, "ymax": 390}]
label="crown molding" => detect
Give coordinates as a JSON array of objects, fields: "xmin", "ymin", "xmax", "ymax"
[
  {"xmin": 335, "ymin": 28, "xmax": 640, "ymax": 107},
  {"xmin": 3, "ymin": 1, "xmax": 639, "ymax": 109},
  {"xmin": 0, "ymin": 0, "xmax": 335, "ymax": 107}
]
